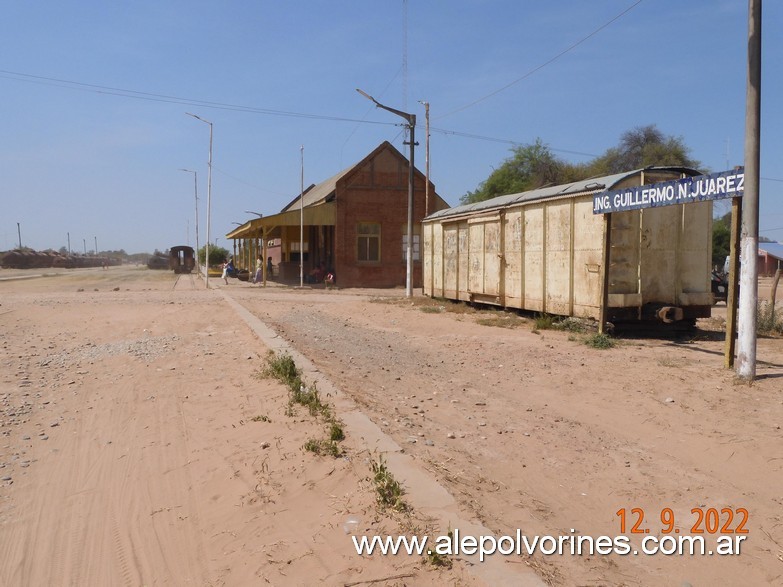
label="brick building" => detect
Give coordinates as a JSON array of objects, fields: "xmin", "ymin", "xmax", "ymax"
[{"xmin": 226, "ymin": 141, "xmax": 449, "ymax": 288}]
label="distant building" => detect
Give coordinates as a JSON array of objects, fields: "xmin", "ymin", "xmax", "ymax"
[
  {"xmin": 226, "ymin": 141, "xmax": 449, "ymax": 287},
  {"xmin": 758, "ymin": 242, "xmax": 783, "ymax": 276}
]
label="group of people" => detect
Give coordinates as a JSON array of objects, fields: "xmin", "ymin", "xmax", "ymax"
[
  {"xmin": 221, "ymin": 255, "xmax": 334, "ymax": 287},
  {"xmin": 252, "ymin": 255, "xmax": 274, "ymax": 284},
  {"xmin": 307, "ymin": 261, "xmax": 336, "ymax": 287}
]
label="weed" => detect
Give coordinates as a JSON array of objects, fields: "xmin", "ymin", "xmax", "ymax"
[
  {"xmin": 584, "ymin": 333, "xmax": 616, "ymax": 349},
  {"xmin": 533, "ymin": 313, "xmax": 558, "ymax": 330},
  {"xmin": 264, "ymin": 352, "xmax": 346, "ymax": 456},
  {"xmin": 426, "ymin": 529, "xmax": 453, "ymax": 568},
  {"xmin": 475, "ymin": 312, "xmax": 524, "ymax": 329},
  {"xmin": 262, "ymin": 352, "xmax": 303, "ymax": 393},
  {"xmin": 304, "ymin": 438, "xmax": 343, "ymax": 457},
  {"xmin": 329, "ymin": 422, "xmax": 345, "ymax": 442},
  {"xmin": 251, "ymin": 414, "xmax": 270, "ymax": 422},
  {"xmin": 420, "ymin": 305, "xmax": 443, "ymax": 314},
  {"xmin": 554, "ymin": 317, "xmax": 590, "ymax": 333},
  {"xmin": 532, "ymin": 313, "xmax": 591, "ymax": 333},
  {"xmin": 757, "ymin": 301, "xmax": 783, "ymax": 335},
  {"xmin": 371, "ymin": 455, "xmax": 408, "ymax": 512}
]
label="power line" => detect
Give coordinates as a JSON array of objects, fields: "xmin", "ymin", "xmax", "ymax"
[
  {"xmin": 0, "ymin": 68, "xmax": 392, "ymax": 126},
  {"xmin": 430, "ymin": 125, "xmax": 598, "ymax": 158},
  {"xmin": 436, "ymin": 0, "xmax": 644, "ymax": 120},
  {"xmin": 0, "ymin": 66, "xmax": 595, "ymax": 158}
]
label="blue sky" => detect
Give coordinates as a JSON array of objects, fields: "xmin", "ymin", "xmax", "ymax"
[{"xmin": 2, "ymin": 0, "xmax": 781, "ymax": 254}]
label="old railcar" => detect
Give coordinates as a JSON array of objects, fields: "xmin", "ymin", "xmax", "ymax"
[
  {"xmin": 169, "ymin": 245, "xmax": 196, "ymax": 274},
  {"xmin": 422, "ymin": 167, "xmax": 715, "ymax": 327}
]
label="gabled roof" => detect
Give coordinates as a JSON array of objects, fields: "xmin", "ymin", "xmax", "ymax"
[
  {"xmin": 280, "ymin": 141, "xmax": 432, "ymax": 212},
  {"xmin": 227, "ymin": 141, "xmax": 442, "ymax": 240},
  {"xmin": 424, "ymin": 166, "xmax": 702, "ymax": 221}
]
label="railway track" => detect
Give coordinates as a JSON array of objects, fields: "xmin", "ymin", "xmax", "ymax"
[{"xmin": 172, "ymin": 272, "xmax": 197, "ymax": 290}]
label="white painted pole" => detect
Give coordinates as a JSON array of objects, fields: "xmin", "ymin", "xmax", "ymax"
[
  {"xmin": 300, "ymin": 145, "xmax": 304, "ymax": 288},
  {"xmin": 736, "ymin": 0, "xmax": 761, "ymax": 381}
]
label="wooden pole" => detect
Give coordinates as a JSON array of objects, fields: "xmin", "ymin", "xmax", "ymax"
[{"xmin": 724, "ymin": 197, "xmax": 742, "ymax": 368}]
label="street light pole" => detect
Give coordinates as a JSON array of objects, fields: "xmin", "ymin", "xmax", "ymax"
[
  {"xmin": 187, "ymin": 113, "xmax": 213, "ymax": 288},
  {"xmin": 300, "ymin": 145, "xmax": 304, "ymax": 288},
  {"xmin": 180, "ymin": 169, "xmax": 200, "ymax": 276},
  {"xmin": 16, "ymin": 222, "xmax": 21, "ymax": 249},
  {"xmin": 356, "ymin": 88, "xmax": 416, "ymax": 298},
  {"xmin": 418, "ymin": 100, "xmax": 430, "ymax": 217},
  {"xmin": 94, "ymin": 236, "xmax": 98, "ymax": 256}
]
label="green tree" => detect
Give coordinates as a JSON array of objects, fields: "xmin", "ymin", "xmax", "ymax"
[
  {"xmin": 461, "ymin": 140, "xmax": 578, "ymax": 204},
  {"xmin": 588, "ymin": 125, "xmax": 701, "ymax": 176},
  {"xmin": 712, "ymin": 212, "xmax": 731, "ymax": 268},
  {"xmin": 198, "ymin": 245, "xmax": 229, "ymax": 267},
  {"xmin": 460, "ymin": 125, "xmax": 703, "ymax": 204}
]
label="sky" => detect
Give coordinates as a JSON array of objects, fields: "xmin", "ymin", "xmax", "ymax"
[{"xmin": 2, "ymin": 0, "xmax": 781, "ymax": 255}]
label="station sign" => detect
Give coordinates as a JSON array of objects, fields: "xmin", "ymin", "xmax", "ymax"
[{"xmin": 593, "ymin": 168, "xmax": 744, "ymax": 214}]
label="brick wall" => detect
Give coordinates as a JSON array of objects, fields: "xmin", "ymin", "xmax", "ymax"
[{"xmin": 333, "ymin": 149, "xmax": 434, "ymax": 288}]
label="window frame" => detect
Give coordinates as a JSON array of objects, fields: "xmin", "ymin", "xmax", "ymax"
[{"xmin": 357, "ymin": 221, "xmax": 381, "ymax": 263}]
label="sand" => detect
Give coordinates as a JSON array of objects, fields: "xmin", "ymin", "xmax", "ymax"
[{"xmin": 1, "ymin": 266, "xmax": 781, "ymax": 586}]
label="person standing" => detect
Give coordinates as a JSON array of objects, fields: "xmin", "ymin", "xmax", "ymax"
[
  {"xmin": 221, "ymin": 258, "xmax": 229, "ymax": 285},
  {"xmin": 253, "ymin": 255, "xmax": 263, "ymax": 284}
]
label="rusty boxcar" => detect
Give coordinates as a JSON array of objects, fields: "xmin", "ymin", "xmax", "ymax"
[
  {"xmin": 422, "ymin": 167, "xmax": 715, "ymax": 327},
  {"xmin": 169, "ymin": 245, "xmax": 195, "ymax": 274}
]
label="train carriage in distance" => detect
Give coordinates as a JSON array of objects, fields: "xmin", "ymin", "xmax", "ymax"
[
  {"xmin": 422, "ymin": 167, "xmax": 715, "ymax": 328},
  {"xmin": 169, "ymin": 245, "xmax": 196, "ymax": 274}
]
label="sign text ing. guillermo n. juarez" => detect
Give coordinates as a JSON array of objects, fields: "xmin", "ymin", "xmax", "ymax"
[{"xmin": 592, "ymin": 168, "xmax": 744, "ymax": 214}]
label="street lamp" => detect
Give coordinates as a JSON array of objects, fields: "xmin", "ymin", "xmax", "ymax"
[
  {"xmin": 356, "ymin": 88, "xmax": 416, "ymax": 298},
  {"xmin": 180, "ymin": 168, "xmax": 200, "ymax": 276},
  {"xmin": 244, "ymin": 210, "xmax": 263, "ymax": 218},
  {"xmin": 186, "ymin": 113, "xmax": 213, "ymax": 288}
]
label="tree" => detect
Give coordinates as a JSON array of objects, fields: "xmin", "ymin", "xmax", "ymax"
[
  {"xmin": 460, "ymin": 125, "xmax": 703, "ymax": 204},
  {"xmin": 712, "ymin": 212, "xmax": 731, "ymax": 268},
  {"xmin": 461, "ymin": 140, "xmax": 577, "ymax": 204},
  {"xmin": 198, "ymin": 245, "xmax": 229, "ymax": 267},
  {"xmin": 588, "ymin": 125, "xmax": 701, "ymax": 176}
]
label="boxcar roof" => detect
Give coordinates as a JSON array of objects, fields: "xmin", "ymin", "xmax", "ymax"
[{"xmin": 424, "ymin": 166, "xmax": 701, "ymax": 221}]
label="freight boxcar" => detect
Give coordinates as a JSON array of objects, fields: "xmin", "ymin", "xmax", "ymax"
[{"xmin": 422, "ymin": 167, "xmax": 716, "ymax": 328}]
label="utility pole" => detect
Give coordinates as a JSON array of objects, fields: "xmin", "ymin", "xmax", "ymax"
[
  {"xmin": 180, "ymin": 169, "xmax": 200, "ymax": 276},
  {"xmin": 187, "ymin": 113, "xmax": 213, "ymax": 288},
  {"xmin": 16, "ymin": 222, "xmax": 21, "ymax": 249},
  {"xmin": 419, "ymin": 101, "xmax": 431, "ymax": 217},
  {"xmin": 356, "ymin": 89, "xmax": 416, "ymax": 298},
  {"xmin": 67, "ymin": 232, "xmax": 71, "ymax": 255},
  {"xmin": 299, "ymin": 145, "xmax": 304, "ymax": 288},
  {"xmin": 736, "ymin": 0, "xmax": 762, "ymax": 381}
]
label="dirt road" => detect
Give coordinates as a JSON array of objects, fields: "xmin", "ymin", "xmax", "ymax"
[{"xmin": 1, "ymin": 267, "xmax": 782, "ymax": 586}]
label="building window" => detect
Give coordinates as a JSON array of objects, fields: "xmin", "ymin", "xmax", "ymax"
[
  {"xmin": 357, "ymin": 222, "xmax": 381, "ymax": 262},
  {"xmin": 401, "ymin": 225, "xmax": 420, "ymax": 261}
]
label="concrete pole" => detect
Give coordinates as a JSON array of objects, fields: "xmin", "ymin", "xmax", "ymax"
[
  {"xmin": 406, "ymin": 115, "xmax": 416, "ymax": 298},
  {"xmin": 300, "ymin": 145, "xmax": 304, "ymax": 288},
  {"xmin": 736, "ymin": 0, "xmax": 761, "ymax": 381}
]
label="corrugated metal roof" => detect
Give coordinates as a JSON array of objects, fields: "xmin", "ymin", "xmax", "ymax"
[
  {"xmin": 424, "ymin": 166, "xmax": 701, "ymax": 221},
  {"xmin": 280, "ymin": 166, "xmax": 350, "ymax": 212}
]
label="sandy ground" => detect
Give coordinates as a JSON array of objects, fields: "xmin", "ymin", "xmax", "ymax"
[{"xmin": 1, "ymin": 266, "xmax": 782, "ymax": 586}]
